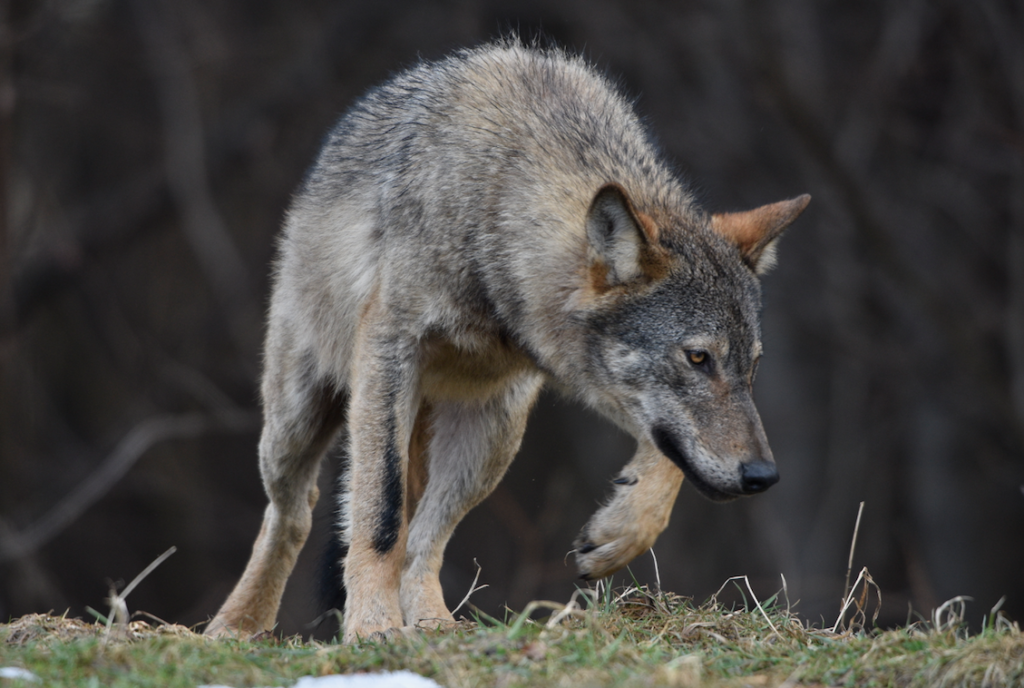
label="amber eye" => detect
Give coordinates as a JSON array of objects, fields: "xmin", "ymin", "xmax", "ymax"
[{"xmin": 687, "ymin": 350, "xmax": 708, "ymax": 366}]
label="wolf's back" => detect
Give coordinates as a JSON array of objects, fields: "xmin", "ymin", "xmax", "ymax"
[{"xmin": 268, "ymin": 41, "xmax": 697, "ymax": 389}]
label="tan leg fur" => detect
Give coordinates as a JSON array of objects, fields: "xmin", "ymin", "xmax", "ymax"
[
  {"xmin": 399, "ymin": 374, "xmax": 543, "ymax": 630},
  {"xmin": 206, "ymin": 329, "xmax": 345, "ymax": 639},
  {"xmin": 339, "ymin": 305, "xmax": 421, "ymax": 642},
  {"xmin": 575, "ymin": 440, "xmax": 685, "ymax": 580},
  {"xmin": 206, "ymin": 487, "xmax": 319, "ymax": 637}
]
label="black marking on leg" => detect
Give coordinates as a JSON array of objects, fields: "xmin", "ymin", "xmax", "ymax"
[
  {"xmin": 316, "ymin": 433, "xmax": 351, "ymax": 638},
  {"xmin": 577, "ymin": 542, "xmax": 597, "ymax": 554},
  {"xmin": 373, "ymin": 395, "xmax": 404, "ymax": 554},
  {"xmin": 612, "ymin": 476, "xmax": 638, "ymax": 486},
  {"xmin": 317, "ymin": 504, "xmax": 349, "ymax": 627}
]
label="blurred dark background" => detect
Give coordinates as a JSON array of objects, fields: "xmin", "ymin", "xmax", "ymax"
[{"xmin": 1, "ymin": 0, "xmax": 1022, "ymax": 636}]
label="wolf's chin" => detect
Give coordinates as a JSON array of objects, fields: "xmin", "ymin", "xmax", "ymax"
[{"xmin": 650, "ymin": 425, "xmax": 738, "ymax": 502}]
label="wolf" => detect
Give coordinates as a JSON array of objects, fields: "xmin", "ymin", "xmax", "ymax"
[{"xmin": 205, "ymin": 40, "xmax": 809, "ymax": 643}]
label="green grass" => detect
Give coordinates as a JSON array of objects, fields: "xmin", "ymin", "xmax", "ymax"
[{"xmin": 2, "ymin": 585, "xmax": 1022, "ymax": 687}]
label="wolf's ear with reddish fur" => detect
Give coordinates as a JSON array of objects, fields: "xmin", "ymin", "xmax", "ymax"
[{"xmin": 711, "ymin": 194, "xmax": 810, "ymax": 274}]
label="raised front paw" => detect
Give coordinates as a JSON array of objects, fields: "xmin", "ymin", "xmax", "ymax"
[
  {"xmin": 573, "ymin": 449, "xmax": 684, "ymax": 580},
  {"xmin": 574, "ymin": 522, "xmax": 661, "ymax": 580}
]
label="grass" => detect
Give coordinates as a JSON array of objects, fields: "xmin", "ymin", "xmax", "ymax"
[{"xmin": 2, "ymin": 581, "xmax": 1022, "ymax": 687}]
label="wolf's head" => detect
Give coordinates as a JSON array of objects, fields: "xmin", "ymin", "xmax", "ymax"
[{"xmin": 576, "ymin": 185, "xmax": 809, "ymax": 501}]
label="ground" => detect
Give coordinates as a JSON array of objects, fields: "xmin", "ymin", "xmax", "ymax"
[{"xmin": 1, "ymin": 583, "xmax": 1022, "ymax": 687}]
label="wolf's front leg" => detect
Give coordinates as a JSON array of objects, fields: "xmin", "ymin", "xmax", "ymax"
[
  {"xmin": 574, "ymin": 439, "xmax": 684, "ymax": 580},
  {"xmin": 400, "ymin": 373, "xmax": 543, "ymax": 628},
  {"xmin": 342, "ymin": 324, "xmax": 420, "ymax": 643}
]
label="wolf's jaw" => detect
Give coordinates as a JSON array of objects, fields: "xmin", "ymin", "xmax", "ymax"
[{"xmin": 650, "ymin": 425, "xmax": 738, "ymax": 502}]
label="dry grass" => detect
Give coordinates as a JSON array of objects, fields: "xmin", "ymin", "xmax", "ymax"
[{"xmin": 2, "ymin": 582, "xmax": 1022, "ymax": 687}]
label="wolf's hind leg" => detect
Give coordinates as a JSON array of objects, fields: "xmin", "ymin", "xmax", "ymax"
[
  {"xmin": 574, "ymin": 439, "xmax": 683, "ymax": 580},
  {"xmin": 400, "ymin": 373, "xmax": 544, "ymax": 629},
  {"xmin": 206, "ymin": 354, "xmax": 344, "ymax": 638}
]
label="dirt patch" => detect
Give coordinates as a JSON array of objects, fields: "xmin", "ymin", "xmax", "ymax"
[{"xmin": 2, "ymin": 613, "xmax": 198, "ymax": 646}]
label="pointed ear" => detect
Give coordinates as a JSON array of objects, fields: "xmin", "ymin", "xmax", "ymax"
[
  {"xmin": 711, "ymin": 194, "xmax": 811, "ymax": 274},
  {"xmin": 586, "ymin": 184, "xmax": 657, "ymax": 287}
]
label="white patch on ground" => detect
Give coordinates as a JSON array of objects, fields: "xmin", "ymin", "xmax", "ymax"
[
  {"xmin": 0, "ymin": 667, "xmax": 41, "ymax": 682},
  {"xmin": 198, "ymin": 670, "xmax": 441, "ymax": 688}
]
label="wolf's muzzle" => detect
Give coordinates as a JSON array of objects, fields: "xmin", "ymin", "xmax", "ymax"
[{"xmin": 651, "ymin": 426, "xmax": 733, "ymax": 501}]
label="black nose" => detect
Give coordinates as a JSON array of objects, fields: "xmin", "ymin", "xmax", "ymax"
[{"xmin": 740, "ymin": 461, "xmax": 779, "ymax": 494}]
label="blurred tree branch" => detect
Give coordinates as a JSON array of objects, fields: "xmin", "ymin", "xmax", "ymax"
[
  {"xmin": 744, "ymin": 0, "xmax": 1020, "ymax": 432},
  {"xmin": 0, "ymin": 407, "xmax": 257, "ymax": 564},
  {"xmin": 0, "ymin": 0, "xmax": 13, "ymax": 325},
  {"xmin": 132, "ymin": 0, "xmax": 260, "ymax": 363},
  {"xmin": 6, "ymin": 169, "xmax": 171, "ymax": 335},
  {"xmin": 977, "ymin": 0, "xmax": 1024, "ymax": 434},
  {"xmin": 0, "ymin": 1, "xmax": 359, "ymax": 343}
]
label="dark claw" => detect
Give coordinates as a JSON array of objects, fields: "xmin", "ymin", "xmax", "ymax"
[
  {"xmin": 612, "ymin": 476, "xmax": 638, "ymax": 485},
  {"xmin": 577, "ymin": 542, "xmax": 597, "ymax": 554}
]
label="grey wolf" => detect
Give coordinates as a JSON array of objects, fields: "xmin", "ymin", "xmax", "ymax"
[{"xmin": 205, "ymin": 40, "xmax": 809, "ymax": 643}]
